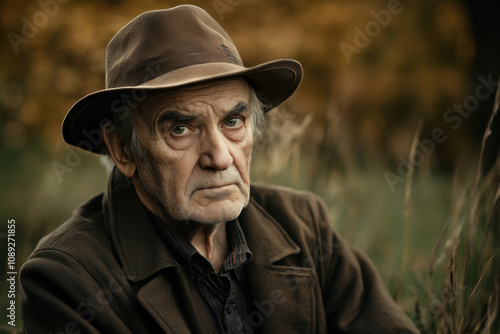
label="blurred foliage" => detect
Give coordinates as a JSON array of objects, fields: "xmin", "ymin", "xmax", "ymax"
[{"xmin": 0, "ymin": 0, "xmax": 489, "ymax": 163}]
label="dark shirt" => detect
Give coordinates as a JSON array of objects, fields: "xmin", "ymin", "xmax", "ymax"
[{"xmin": 149, "ymin": 213, "xmax": 253, "ymax": 333}]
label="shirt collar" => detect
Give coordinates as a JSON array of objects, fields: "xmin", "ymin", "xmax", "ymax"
[
  {"xmin": 148, "ymin": 211, "xmax": 198, "ymax": 266},
  {"xmin": 224, "ymin": 219, "xmax": 252, "ymax": 280},
  {"xmin": 148, "ymin": 211, "xmax": 252, "ymax": 281}
]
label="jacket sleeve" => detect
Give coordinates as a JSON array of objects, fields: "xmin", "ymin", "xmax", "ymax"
[
  {"xmin": 309, "ymin": 195, "xmax": 420, "ymax": 334},
  {"xmin": 20, "ymin": 249, "xmax": 137, "ymax": 334}
]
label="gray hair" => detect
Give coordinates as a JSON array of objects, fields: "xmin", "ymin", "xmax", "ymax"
[{"xmin": 101, "ymin": 85, "xmax": 266, "ymax": 170}]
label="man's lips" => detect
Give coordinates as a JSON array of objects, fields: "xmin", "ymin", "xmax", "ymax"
[
  {"xmin": 196, "ymin": 184, "xmax": 235, "ymax": 191},
  {"xmin": 192, "ymin": 184, "xmax": 237, "ymax": 200}
]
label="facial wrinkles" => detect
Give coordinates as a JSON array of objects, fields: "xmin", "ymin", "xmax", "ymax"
[
  {"xmin": 187, "ymin": 166, "xmax": 244, "ymax": 195},
  {"xmin": 132, "ymin": 80, "xmax": 253, "ymax": 223},
  {"xmin": 182, "ymin": 106, "xmax": 251, "ymax": 199},
  {"xmin": 149, "ymin": 86, "xmax": 233, "ymax": 135}
]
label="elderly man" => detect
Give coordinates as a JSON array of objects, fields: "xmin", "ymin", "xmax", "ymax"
[{"xmin": 20, "ymin": 5, "xmax": 419, "ymax": 334}]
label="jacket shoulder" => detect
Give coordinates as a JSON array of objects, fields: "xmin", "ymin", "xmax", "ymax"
[
  {"xmin": 250, "ymin": 183, "xmax": 327, "ymax": 220},
  {"xmin": 250, "ymin": 183, "xmax": 319, "ymax": 207},
  {"xmin": 249, "ymin": 183, "xmax": 332, "ymax": 239},
  {"xmin": 28, "ymin": 192, "xmax": 114, "ymax": 264}
]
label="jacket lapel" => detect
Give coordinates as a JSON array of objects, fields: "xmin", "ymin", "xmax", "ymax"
[
  {"xmin": 136, "ymin": 269, "xmax": 218, "ymax": 334},
  {"xmin": 104, "ymin": 169, "xmax": 217, "ymax": 333},
  {"xmin": 240, "ymin": 198, "xmax": 317, "ymax": 333},
  {"xmin": 105, "ymin": 169, "xmax": 175, "ymax": 281}
]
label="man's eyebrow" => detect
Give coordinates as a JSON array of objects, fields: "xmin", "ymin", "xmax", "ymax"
[
  {"xmin": 153, "ymin": 102, "xmax": 248, "ymax": 130},
  {"xmin": 225, "ymin": 102, "xmax": 249, "ymax": 117},
  {"xmin": 152, "ymin": 110, "xmax": 197, "ymax": 132},
  {"xmin": 157, "ymin": 111, "xmax": 197, "ymax": 123}
]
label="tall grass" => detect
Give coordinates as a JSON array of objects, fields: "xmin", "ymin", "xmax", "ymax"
[
  {"xmin": 410, "ymin": 90, "xmax": 500, "ymax": 333},
  {"xmin": 252, "ymin": 96, "xmax": 499, "ymax": 332},
  {"xmin": 410, "ymin": 161, "xmax": 499, "ymax": 333}
]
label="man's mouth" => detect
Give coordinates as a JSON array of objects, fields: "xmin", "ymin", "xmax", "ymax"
[
  {"xmin": 193, "ymin": 184, "xmax": 237, "ymax": 200},
  {"xmin": 198, "ymin": 184, "xmax": 235, "ymax": 191}
]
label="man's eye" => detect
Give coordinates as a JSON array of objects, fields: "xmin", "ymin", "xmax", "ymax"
[
  {"xmin": 225, "ymin": 117, "xmax": 243, "ymax": 128},
  {"xmin": 172, "ymin": 125, "xmax": 189, "ymax": 135}
]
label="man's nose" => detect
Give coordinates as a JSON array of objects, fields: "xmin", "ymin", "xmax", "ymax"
[{"xmin": 199, "ymin": 129, "xmax": 233, "ymax": 170}]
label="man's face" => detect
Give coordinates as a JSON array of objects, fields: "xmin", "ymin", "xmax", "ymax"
[{"xmin": 131, "ymin": 79, "xmax": 253, "ymax": 225}]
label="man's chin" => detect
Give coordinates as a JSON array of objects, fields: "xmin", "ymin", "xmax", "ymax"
[{"xmin": 180, "ymin": 200, "xmax": 247, "ymax": 225}]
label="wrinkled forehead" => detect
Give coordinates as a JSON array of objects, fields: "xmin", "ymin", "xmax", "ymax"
[{"xmin": 136, "ymin": 78, "xmax": 250, "ymax": 120}]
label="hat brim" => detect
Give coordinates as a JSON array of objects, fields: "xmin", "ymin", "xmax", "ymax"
[{"xmin": 62, "ymin": 59, "xmax": 302, "ymax": 154}]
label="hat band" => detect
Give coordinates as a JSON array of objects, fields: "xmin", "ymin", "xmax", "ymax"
[{"xmin": 109, "ymin": 52, "xmax": 244, "ymax": 88}]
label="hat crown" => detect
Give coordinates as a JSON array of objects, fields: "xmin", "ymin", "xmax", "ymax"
[
  {"xmin": 105, "ymin": 5, "xmax": 242, "ymax": 88},
  {"xmin": 62, "ymin": 5, "xmax": 302, "ymax": 154}
]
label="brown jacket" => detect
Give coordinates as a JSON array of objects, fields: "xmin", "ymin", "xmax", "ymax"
[{"xmin": 20, "ymin": 169, "xmax": 419, "ymax": 333}]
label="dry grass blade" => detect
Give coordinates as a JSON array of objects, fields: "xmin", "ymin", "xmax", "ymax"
[
  {"xmin": 429, "ymin": 219, "xmax": 451, "ymax": 277},
  {"xmin": 480, "ymin": 274, "xmax": 500, "ymax": 334},
  {"xmin": 480, "ymin": 84, "xmax": 500, "ymax": 240},
  {"xmin": 486, "ymin": 176, "xmax": 500, "ymax": 236},
  {"xmin": 478, "ymin": 76, "xmax": 500, "ymax": 177},
  {"xmin": 394, "ymin": 120, "xmax": 423, "ymax": 302},
  {"xmin": 464, "ymin": 84, "xmax": 500, "ymax": 297},
  {"xmin": 463, "ymin": 253, "xmax": 495, "ymax": 317}
]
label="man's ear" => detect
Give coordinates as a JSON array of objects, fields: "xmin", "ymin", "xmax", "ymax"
[{"xmin": 102, "ymin": 124, "xmax": 136, "ymax": 178}]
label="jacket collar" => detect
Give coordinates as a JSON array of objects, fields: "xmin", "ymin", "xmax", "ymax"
[
  {"xmin": 103, "ymin": 168, "xmax": 301, "ymax": 282},
  {"xmin": 240, "ymin": 197, "xmax": 301, "ymax": 265},
  {"xmin": 103, "ymin": 168, "xmax": 177, "ymax": 282}
]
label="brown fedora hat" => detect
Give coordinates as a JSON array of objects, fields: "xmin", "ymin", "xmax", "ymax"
[{"xmin": 62, "ymin": 5, "xmax": 302, "ymax": 154}]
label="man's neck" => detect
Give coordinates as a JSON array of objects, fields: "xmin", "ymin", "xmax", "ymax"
[
  {"xmin": 167, "ymin": 220, "xmax": 229, "ymax": 273},
  {"xmin": 133, "ymin": 182, "xmax": 230, "ymax": 272},
  {"xmin": 188, "ymin": 222, "xmax": 229, "ymax": 273}
]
